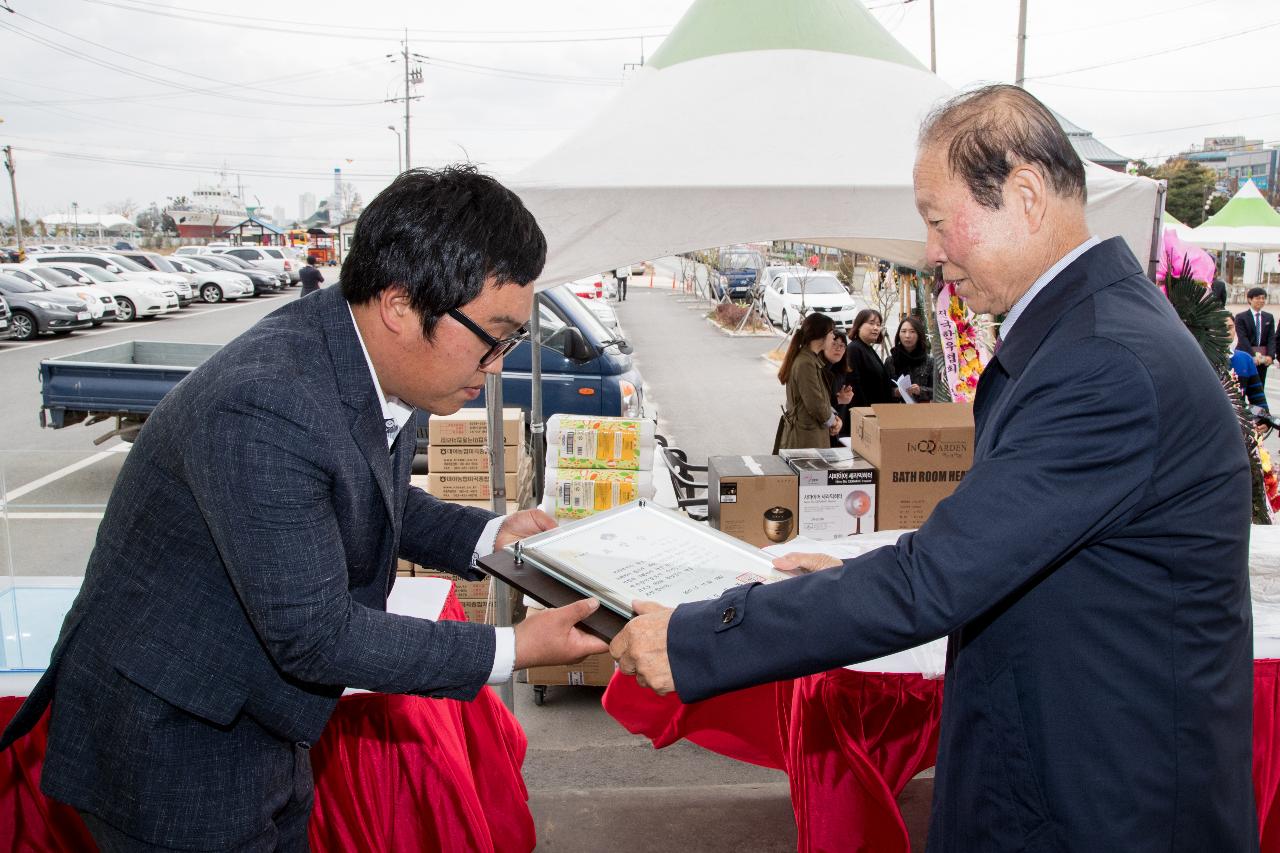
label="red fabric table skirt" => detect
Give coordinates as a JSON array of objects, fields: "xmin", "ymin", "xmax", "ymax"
[
  {"xmin": 0, "ymin": 590, "xmax": 534, "ymax": 853},
  {"xmin": 605, "ymin": 660, "xmax": 1280, "ymax": 853}
]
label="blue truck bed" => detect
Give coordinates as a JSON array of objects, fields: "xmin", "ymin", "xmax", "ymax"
[{"xmin": 39, "ymin": 341, "xmax": 221, "ymax": 429}]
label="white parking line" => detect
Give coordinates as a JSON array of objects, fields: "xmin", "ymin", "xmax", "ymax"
[
  {"xmin": 0, "ymin": 442, "xmax": 128, "ymax": 507},
  {"xmin": 1, "ymin": 512, "xmax": 105, "ymax": 520}
]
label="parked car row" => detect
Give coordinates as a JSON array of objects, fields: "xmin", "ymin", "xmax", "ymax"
[{"xmin": 0, "ymin": 245, "xmax": 301, "ymax": 341}]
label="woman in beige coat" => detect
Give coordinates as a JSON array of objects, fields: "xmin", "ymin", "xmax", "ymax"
[{"xmin": 775, "ymin": 312, "xmax": 841, "ymax": 451}]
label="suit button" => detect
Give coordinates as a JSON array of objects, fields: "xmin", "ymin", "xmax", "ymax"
[
  {"xmin": 296, "ymin": 741, "xmax": 311, "ymax": 750},
  {"xmin": 721, "ymin": 607, "xmax": 736, "ymax": 624}
]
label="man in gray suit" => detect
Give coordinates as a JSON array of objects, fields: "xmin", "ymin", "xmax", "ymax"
[{"xmin": 1, "ymin": 166, "xmax": 607, "ymax": 850}]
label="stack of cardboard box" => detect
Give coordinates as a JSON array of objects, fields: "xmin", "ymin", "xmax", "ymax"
[{"xmin": 395, "ymin": 407, "xmax": 533, "ymax": 625}]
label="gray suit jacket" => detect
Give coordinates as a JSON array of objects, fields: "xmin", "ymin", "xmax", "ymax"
[{"xmin": 1, "ymin": 285, "xmax": 499, "ymax": 845}]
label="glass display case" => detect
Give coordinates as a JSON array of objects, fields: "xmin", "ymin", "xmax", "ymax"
[{"xmin": 0, "ymin": 448, "xmax": 120, "ymax": 673}]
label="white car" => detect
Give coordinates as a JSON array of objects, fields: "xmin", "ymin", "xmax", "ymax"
[
  {"xmin": 213, "ymin": 246, "xmax": 298, "ymax": 282},
  {"xmin": 567, "ymin": 285, "xmax": 624, "ymax": 337},
  {"xmin": 42, "ymin": 263, "xmax": 178, "ymax": 321},
  {"xmin": 7, "ymin": 264, "xmax": 117, "ymax": 324},
  {"xmin": 761, "ymin": 271, "xmax": 867, "ymax": 333},
  {"xmin": 33, "ymin": 252, "xmax": 193, "ymax": 306},
  {"xmin": 168, "ymin": 256, "xmax": 254, "ymax": 303},
  {"xmin": 173, "ymin": 246, "xmax": 213, "ymax": 256}
]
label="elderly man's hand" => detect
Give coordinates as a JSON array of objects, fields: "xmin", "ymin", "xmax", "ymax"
[
  {"xmin": 610, "ymin": 600, "xmax": 676, "ymax": 695},
  {"xmin": 772, "ymin": 552, "xmax": 842, "ymax": 574},
  {"xmin": 495, "ymin": 508, "xmax": 556, "ymax": 551}
]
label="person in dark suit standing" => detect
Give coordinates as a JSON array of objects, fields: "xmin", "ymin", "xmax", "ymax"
[
  {"xmin": 299, "ymin": 253, "xmax": 324, "ymax": 296},
  {"xmin": 612, "ymin": 85, "xmax": 1255, "ymax": 851},
  {"xmin": 1235, "ymin": 286, "xmax": 1274, "ymax": 386},
  {"xmin": 0, "ymin": 166, "xmax": 608, "ymax": 850}
]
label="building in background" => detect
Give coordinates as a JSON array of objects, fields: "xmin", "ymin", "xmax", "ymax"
[
  {"xmin": 298, "ymin": 192, "xmax": 316, "ymax": 223},
  {"xmin": 1050, "ymin": 110, "xmax": 1128, "ymax": 172}
]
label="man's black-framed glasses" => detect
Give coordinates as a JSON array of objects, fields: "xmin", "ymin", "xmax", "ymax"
[{"xmin": 447, "ymin": 308, "xmax": 529, "ymax": 368}]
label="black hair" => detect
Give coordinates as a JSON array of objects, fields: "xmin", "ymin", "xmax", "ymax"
[
  {"xmin": 919, "ymin": 84, "xmax": 1086, "ymax": 211},
  {"xmin": 851, "ymin": 309, "xmax": 885, "ymax": 346},
  {"xmin": 894, "ymin": 315, "xmax": 929, "ymax": 354},
  {"xmin": 341, "ymin": 165, "xmax": 547, "ymax": 336},
  {"xmin": 1248, "ymin": 287, "xmax": 1267, "ymax": 300},
  {"xmin": 306, "ymin": 254, "xmax": 318, "ymax": 265},
  {"xmin": 778, "ymin": 312, "xmax": 836, "ymax": 385}
]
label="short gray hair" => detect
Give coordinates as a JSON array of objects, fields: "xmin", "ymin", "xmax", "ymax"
[{"xmin": 919, "ymin": 84, "xmax": 1086, "ymax": 210}]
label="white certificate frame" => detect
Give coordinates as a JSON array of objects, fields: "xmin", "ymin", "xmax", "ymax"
[{"xmin": 509, "ymin": 500, "xmax": 785, "ymax": 618}]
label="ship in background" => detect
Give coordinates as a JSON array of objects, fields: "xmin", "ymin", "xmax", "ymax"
[{"xmin": 163, "ymin": 182, "xmax": 250, "ymax": 239}]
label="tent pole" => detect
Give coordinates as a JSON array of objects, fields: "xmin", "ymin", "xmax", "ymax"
[
  {"xmin": 530, "ymin": 295, "xmax": 545, "ymax": 505},
  {"xmin": 484, "ymin": 373, "xmax": 515, "ymax": 711},
  {"xmin": 1147, "ymin": 181, "xmax": 1167, "ymax": 283}
]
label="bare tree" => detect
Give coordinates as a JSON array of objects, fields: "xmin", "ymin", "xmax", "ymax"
[{"xmin": 105, "ymin": 198, "xmax": 138, "ymax": 218}]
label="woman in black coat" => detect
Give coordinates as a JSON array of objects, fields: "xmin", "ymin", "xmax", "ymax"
[
  {"xmin": 884, "ymin": 315, "xmax": 933, "ymax": 402},
  {"xmin": 846, "ymin": 309, "xmax": 895, "ymax": 406},
  {"xmin": 824, "ymin": 331, "xmax": 854, "ymax": 446}
]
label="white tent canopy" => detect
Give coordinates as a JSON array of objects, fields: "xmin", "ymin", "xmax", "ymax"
[
  {"xmin": 512, "ymin": 45, "xmax": 1160, "ymax": 290},
  {"xmin": 1186, "ymin": 181, "xmax": 1280, "ymax": 252}
]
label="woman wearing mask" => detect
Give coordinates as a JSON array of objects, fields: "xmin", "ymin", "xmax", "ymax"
[
  {"xmin": 774, "ymin": 313, "xmax": 841, "ymax": 451},
  {"xmin": 825, "ymin": 331, "xmax": 854, "ymax": 446},
  {"xmin": 885, "ymin": 315, "xmax": 933, "ymax": 402},
  {"xmin": 846, "ymin": 309, "xmax": 895, "ymax": 406}
]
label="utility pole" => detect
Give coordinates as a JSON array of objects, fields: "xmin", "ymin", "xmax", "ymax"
[
  {"xmin": 2, "ymin": 145, "xmax": 23, "ymax": 257},
  {"xmin": 387, "ymin": 32, "xmax": 424, "ymax": 171},
  {"xmin": 1015, "ymin": 0, "xmax": 1028, "ymax": 87},
  {"xmin": 929, "ymin": 0, "xmax": 936, "ymax": 73}
]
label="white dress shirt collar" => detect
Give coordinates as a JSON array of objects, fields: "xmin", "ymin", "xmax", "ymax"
[
  {"xmin": 999, "ymin": 236, "xmax": 1101, "ymax": 342},
  {"xmin": 346, "ymin": 301, "xmax": 415, "ymax": 448}
]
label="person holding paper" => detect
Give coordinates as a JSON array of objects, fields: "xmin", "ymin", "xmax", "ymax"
[
  {"xmin": 613, "ymin": 85, "xmax": 1254, "ymax": 851},
  {"xmin": 885, "ymin": 315, "xmax": 933, "ymax": 402},
  {"xmin": 0, "ymin": 166, "xmax": 608, "ymax": 850}
]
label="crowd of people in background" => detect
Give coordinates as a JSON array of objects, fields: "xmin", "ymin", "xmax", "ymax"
[{"xmin": 775, "ymin": 306, "xmax": 934, "ymax": 451}]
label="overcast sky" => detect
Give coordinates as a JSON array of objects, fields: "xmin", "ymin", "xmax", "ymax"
[{"xmin": 1, "ymin": 0, "xmax": 1277, "ymax": 222}]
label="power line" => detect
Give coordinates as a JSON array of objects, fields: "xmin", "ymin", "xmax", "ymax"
[
  {"xmin": 4, "ymin": 13, "xmax": 382, "ymax": 105},
  {"xmin": 1102, "ymin": 111, "xmax": 1280, "ymax": 140},
  {"xmin": 1025, "ymin": 19, "xmax": 1280, "ymax": 81},
  {"xmin": 82, "ymin": 0, "xmax": 669, "ymax": 37},
  {"xmin": 79, "ymin": 0, "xmax": 667, "ymax": 44},
  {"xmin": 1028, "ymin": 0, "xmax": 1219, "ymax": 38},
  {"xmin": 1035, "ymin": 80, "xmax": 1280, "ymax": 96}
]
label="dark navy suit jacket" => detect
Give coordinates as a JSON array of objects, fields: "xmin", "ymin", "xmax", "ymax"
[
  {"xmin": 0, "ymin": 285, "xmax": 499, "ymax": 846},
  {"xmin": 669, "ymin": 238, "xmax": 1256, "ymax": 851}
]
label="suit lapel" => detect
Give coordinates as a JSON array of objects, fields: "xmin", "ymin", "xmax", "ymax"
[{"xmin": 317, "ymin": 286, "xmax": 398, "ymax": 526}]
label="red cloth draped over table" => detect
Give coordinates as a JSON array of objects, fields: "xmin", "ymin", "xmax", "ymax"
[
  {"xmin": 0, "ymin": 590, "xmax": 535, "ymax": 853},
  {"xmin": 607, "ymin": 662, "xmax": 1280, "ymax": 853}
]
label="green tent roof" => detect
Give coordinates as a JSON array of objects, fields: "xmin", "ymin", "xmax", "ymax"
[
  {"xmin": 1201, "ymin": 180, "xmax": 1280, "ymax": 229},
  {"xmin": 1162, "ymin": 210, "xmax": 1185, "ymax": 226},
  {"xmin": 648, "ymin": 0, "xmax": 927, "ymax": 71}
]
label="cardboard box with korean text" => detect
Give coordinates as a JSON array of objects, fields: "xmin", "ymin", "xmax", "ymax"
[
  {"xmin": 847, "ymin": 403, "xmax": 974, "ymax": 530},
  {"xmin": 783, "ymin": 448, "xmax": 878, "ymax": 540},
  {"xmin": 427, "ymin": 441, "xmax": 523, "ymax": 474},
  {"xmin": 707, "ymin": 455, "xmax": 798, "ymax": 548},
  {"xmin": 523, "ymin": 653, "xmax": 617, "ymax": 687},
  {"xmin": 427, "ymin": 407, "xmax": 523, "ymax": 447},
  {"xmin": 424, "ymin": 472, "xmax": 520, "ymax": 502}
]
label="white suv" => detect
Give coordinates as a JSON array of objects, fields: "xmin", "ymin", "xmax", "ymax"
[
  {"xmin": 43, "ymin": 263, "xmax": 178, "ymax": 321},
  {"xmin": 34, "ymin": 252, "xmax": 193, "ymax": 306},
  {"xmin": 213, "ymin": 246, "xmax": 298, "ymax": 283}
]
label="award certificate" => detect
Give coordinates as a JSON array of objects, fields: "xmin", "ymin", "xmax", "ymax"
[{"xmin": 509, "ymin": 501, "xmax": 788, "ymax": 618}]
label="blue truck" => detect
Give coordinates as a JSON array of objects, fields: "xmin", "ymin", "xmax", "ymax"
[
  {"xmin": 714, "ymin": 248, "xmax": 765, "ymax": 301},
  {"xmin": 38, "ymin": 285, "xmax": 644, "ymax": 442}
]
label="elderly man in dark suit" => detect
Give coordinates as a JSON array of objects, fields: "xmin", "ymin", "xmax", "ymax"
[
  {"xmin": 613, "ymin": 85, "xmax": 1256, "ymax": 851},
  {"xmin": 1236, "ymin": 286, "xmax": 1275, "ymax": 386},
  {"xmin": 0, "ymin": 166, "xmax": 607, "ymax": 850}
]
